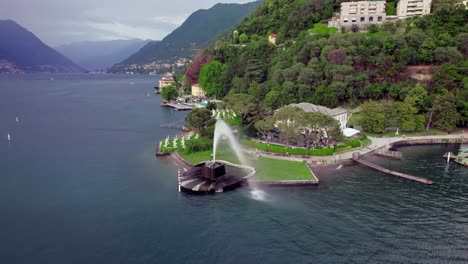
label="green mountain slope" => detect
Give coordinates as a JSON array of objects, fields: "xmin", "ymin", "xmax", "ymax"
[
  {"xmin": 190, "ymin": 0, "xmax": 468, "ymax": 130},
  {"xmin": 0, "ymin": 20, "xmax": 83, "ymax": 73},
  {"xmin": 110, "ymin": 1, "xmax": 262, "ymax": 72}
]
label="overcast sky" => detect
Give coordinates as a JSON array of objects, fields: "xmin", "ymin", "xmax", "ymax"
[{"xmin": 0, "ymin": 0, "xmax": 254, "ymax": 47}]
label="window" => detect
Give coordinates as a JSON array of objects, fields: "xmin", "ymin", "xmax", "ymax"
[
  {"xmin": 351, "ymin": 18, "xmax": 356, "ymax": 23},
  {"xmin": 360, "ymin": 17, "xmax": 365, "ymax": 22},
  {"xmin": 343, "ymin": 18, "xmax": 348, "ymax": 23},
  {"xmin": 378, "ymin": 16, "xmax": 382, "ymax": 21},
  {"xmin": 369, "ymin": 16, "xmax": 374, "ymax": 22}
]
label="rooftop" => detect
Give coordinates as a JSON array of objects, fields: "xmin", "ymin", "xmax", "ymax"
[{"xmin": 287, "ymin": 102, "xmax": 348, "ymax": 116}]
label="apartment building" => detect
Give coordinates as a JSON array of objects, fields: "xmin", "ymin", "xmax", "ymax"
[
  {"xmin": 397, "ymin": 0, "xmax": 432, "ymax": 17},
  {"xmin": 328, "ymin": 1, "xmax": 387, "ymax": 29}
]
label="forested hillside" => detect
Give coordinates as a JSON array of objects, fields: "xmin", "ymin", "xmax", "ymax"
[
  {"xmin": 187, "ymin": 0, "xmax": 468, "ymax": 132},
  {"xmin": 111, "ymin": 0, "xmax": 262, "ymax": 72}
]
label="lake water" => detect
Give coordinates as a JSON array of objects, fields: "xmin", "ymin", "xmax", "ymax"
[{"xmin": 0, "ymin": 75, "xmax": 467, "ymax": 263}]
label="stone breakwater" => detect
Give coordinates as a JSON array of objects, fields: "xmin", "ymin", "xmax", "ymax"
[{"xmin": 391, "ymin": 137, "xmax": 468, "ymax": 147}]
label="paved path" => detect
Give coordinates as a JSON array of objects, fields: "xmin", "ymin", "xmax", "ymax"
[{"xmin": 242, "ymin": 133, "xmax": 467, "ymax": 165}]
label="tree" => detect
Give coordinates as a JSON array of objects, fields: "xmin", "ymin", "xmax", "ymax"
[
  {"xmin": 274, "ymin": 106, "xmax": 303, "ymax": 148},
  {"xmin": 160, "ymin": 85, "xmax": 178, "ymax": 101},
  {"xmin": 225, "ymin": 93, "xmax": 258, "ymax": 126},
  {"xmin": 320, "ymin": 114, "xmax": 344, "ymax": 144},
  {"xmin": 434, "ymin": 47, "xmax": 463, "ymax": 64},
  {"xmin": 254, "ymin": 116, "xmax": 274, "ymax": 143},
  {"xmin": 239, "ymin": 33, "xmax": 248, "ymax": 43},
  {"xmin": 418, "ymin": 38, "xmax": 436, "ymax": 62},
  {"xmin": 300, "ymin": 112, "xmax": 323, "ymax": 151},
  {"xmin": 185, "ymin": 50, "xmax": 212, "ymax": 85},
  {"xmin": 368, "ymin": 24, "xmax": 379, "ymax": 33},
  {"xmin": 185, "ymin": 108, "xmax": 216, "ymax": 137},
  {"xmin": 397, "ymin": 101, "xmax": 425, "ymax": 132},
  {"xmin": 455, "ymin": 33, "xmax": 468, "ymax": 56},
  {"xmin": 206, "ymin": 101, "xmax": 217, "ymax": 110},
  {"xmin": 326, "ymin": 49, "xmax": 347, "ymax": 64},
  {"xmin": 264, "ymin": 90, "xmax": 283, "ymax": 110},
  {"xmin": 360, "ymin": 101, "xmax": 387, "ymax": 133},
  {"xmin": 432, "ymin": 92, "xmax": 460, "ymax": 132},
  {"xmin": 199, "ymin": 60, "xmax": 228, "ymax": 98}
]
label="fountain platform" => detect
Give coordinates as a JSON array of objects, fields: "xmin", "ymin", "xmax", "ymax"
[{"xmin": 179, "ymin": 161, "xmax": 256, "ymax": 193}]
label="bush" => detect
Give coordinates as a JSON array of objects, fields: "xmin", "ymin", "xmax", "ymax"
[
  {"xmin": 242, "ymin": 139, "xmax": 334, "ymax": 156},
  {"xmin": 183, "ymin": 138, "xmax": 213, "ymax": 154},
  {"xmin": 349, "ymin": 140, "xmax": 361, "ymax": 148}
]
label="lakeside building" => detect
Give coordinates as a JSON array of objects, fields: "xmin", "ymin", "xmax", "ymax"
[
  {"xmin": 191, "ymin": 83, "xmax": 206, "ymax": 97},
  {"xmin": 328, "ymin": 1, "xmax": 387, "ymax": 30},
  {"xmin": 158, "ymin": 72, "xmax": 175, "ymax": 88},
  {"xmin": 288, "ymin": 103, "xmax": 350, "ymax": 130},
  {"xmin": 396, "ymin": 0, "xmax": 432, "ymax": 18}
]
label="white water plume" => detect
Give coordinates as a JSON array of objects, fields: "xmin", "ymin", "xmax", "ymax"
[{"xmin": 212, "ymin": 119, "xmax": 248, "ymax": 166}]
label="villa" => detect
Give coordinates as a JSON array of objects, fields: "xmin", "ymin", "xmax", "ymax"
[
  {"xmin": 288, "ymin": 103, "xmax": 349, "ymax": 129},
  {"xmin": 287, "ymin": 103, "xmax": 360, "ymax": 137},
  {"xmin": 191, "ymin": 83, "xmax": 206, "ymax": 97},
  {"xmin": 158, "ymin": 72, "xmax": 175, "ymax": 88}
]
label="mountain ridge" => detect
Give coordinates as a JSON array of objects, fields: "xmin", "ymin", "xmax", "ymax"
[
  {"xmin": 0, "ymin": 20, "xmax": 84, "ymax": 73},
  {"xmin": 55, "ymin": 39, "xmax": 152, "ymax": 71},
  {"xmin": 110, "ymin": 0, "xmax": 263, "ymax": 73}
]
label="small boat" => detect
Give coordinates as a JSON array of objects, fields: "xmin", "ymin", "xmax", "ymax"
[
  {"xmin": 16, "ymin": 116, "xmax": 19, "ymax": 123},
  {"xmin": 7, "ymin": 133, "xmax": 10, "ymax": 141}
]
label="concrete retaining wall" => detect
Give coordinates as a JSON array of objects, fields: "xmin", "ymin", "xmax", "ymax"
[{"xmin": 391, "ymin": 137, "xmax": 468, "ymax": 147}]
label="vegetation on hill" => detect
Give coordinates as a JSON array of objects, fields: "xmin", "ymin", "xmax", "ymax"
[
  {"xmin": 0, "ymin": 20, "xmax": 83, "ymax": 73},
  {"xmin": 185, "ymin": 0, "xmax": 467, "ymax": 133},
  {"xmin": 110, "ymin": 1, "xmax": 262, "ymax": 72}
]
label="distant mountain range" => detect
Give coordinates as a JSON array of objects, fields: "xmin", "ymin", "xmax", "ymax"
[
  {"xmin": 55, "ymin": 39, "xmax": 151, "ymax": 71},
  {"xmin": 0, "ymin": 20, "xmax": 83, "ymax": 73},
  {"xmin": 110, "ymin": 0, "xmax": 263, "ymax": 73}
]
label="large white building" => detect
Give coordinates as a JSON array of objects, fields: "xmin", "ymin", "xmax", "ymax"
[
  {"xmin": 328, "ymin": 1, "xmax": 387, "ymax": 29},
  {"xmin": 287, "ymin": 103, "xmax": 350, "ymax": 130},
  {"xmin": 191, "ymin": 83, "xmax": 206, "ymax": 97},
  {"xmin": 158, "ymin": 72, "xmax": 175, "ymax": 88},
  {"xmin": 397, "ymin": 0, "xmax": 432, "ymax": 18}
]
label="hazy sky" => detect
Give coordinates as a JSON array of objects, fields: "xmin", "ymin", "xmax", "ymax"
[{"xmin": 0, "ymin": 0, "xmax": 254, "ymax": 46}]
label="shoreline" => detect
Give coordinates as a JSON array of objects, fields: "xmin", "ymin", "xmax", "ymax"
[
  {"xmin": 157, "ymin": 134, "xmax": 467, "ymax": 186},
  {"xmin": 164, "ymin": 151, "xmax": 319, "ymax": 186}
]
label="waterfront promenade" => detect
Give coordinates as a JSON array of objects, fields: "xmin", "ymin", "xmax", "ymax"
[{"xmin": 242, "ymin": 132, "xmax": 468, "ymax": 165}]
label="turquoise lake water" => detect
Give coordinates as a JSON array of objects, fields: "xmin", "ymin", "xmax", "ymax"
[{"xmin": 0, "ymin": 74, "xmax": 467, "ymax": 263}]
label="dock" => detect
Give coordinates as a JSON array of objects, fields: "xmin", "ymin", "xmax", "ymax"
[
  {"xmin": 160, "ymin": 119, "xmax": 185, "ymax": 130},
  {"xmin": 162, "ymin": 103, "xmax": 193, "ymax": 111},
  {"xmin": 353, "ymin": 153, "xmax": 432, "ymax": 185}
]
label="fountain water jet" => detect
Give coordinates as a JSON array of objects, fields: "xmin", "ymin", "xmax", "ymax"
[
  {"xmin": 178, "ymin": 119, "xmax": 255, "ymax": 193},
  {"xmin": 212, "ymin": 119, "xmax": 248, "ymax": 166}
]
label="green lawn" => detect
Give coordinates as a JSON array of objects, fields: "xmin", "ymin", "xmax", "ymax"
[
  {"xmin": 255, "ymin": 157, "xmax": 316, "ymax": 181},
  {"xmin": 178, "ymin": 151, "xmax": 317, "ymax": 182},
  {"xmin": 179, "ymin": 150, "xmax": 239, "ymax": 164}
]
